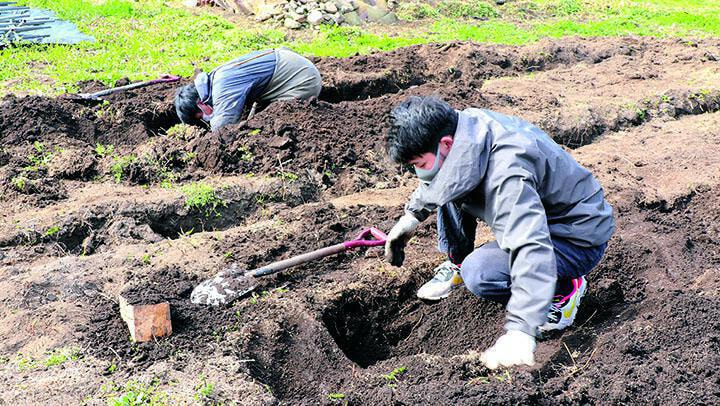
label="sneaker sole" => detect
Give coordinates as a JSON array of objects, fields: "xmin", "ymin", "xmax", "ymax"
[
  {"xmin": 416, "ymin": 282, "xmax": 464, "ymax": 301},
  {"xmin": 562, "ymin": 279, "xmax": 587, "ymax": 328},
  {"xmin": 416, "ymin": 292, "xmax": 450, "ymax": 301}
]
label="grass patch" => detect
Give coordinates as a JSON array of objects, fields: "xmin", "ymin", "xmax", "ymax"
[
  {"xmin": 395, "ymin": 2, "xmax": 440, "ymax": 21},
  {"xmin": 15, "ymin": 347, "xmax": 81, "ymax": 370},
  {"xmin": 103, "ymin": 378, "xmax": 168, "ymax": 406},
  {"xmin": 193, "ymin": 375, "xmax": 217, "ymax": 403},
  {"xmin": 180, "ymin": 182, "xmax": 226, "ymax": 216},
  {"xmin": 43, "ymin": 225, "xmax": 61, "ymax": 238},
  {"xmin": 95, "ymin": 143, "xmax": 115, "ymax": 158},
  {"xmin": 328, "ymin": 392, "xmax": 346, "ymax": 400},
  {"xmin": 11, "ymin": 176, "xmax": 28, "ymax": 191},
  {"xmin": 24, "ymin": 141, "xmax": 55, "ymax": 172},
  {"xmin": 42, "ymin": 347, "xmax": 80, "ymax": 367},
  {"xmin": 437, "ymin": 0, "xmax": 499, "ymax": 19},
  {"xmin": 5, "ymin": 0, "xmax": 720, "ymax": 94},
  {"xmin": 110, "ymin": 154, "xmax": 137, "ymax": 183},
  {"xmin": 382, "ymin": 366, "xmax": 407, "ymax": 382}
]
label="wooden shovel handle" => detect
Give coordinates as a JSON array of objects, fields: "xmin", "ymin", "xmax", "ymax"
[{"xmin": 247, "ymin": 243, "xmax": 347, "ymax": 277}]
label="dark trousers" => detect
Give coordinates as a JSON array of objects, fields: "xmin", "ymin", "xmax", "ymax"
[{"xmin": 437, "ymin": 202, "xmax": 607, "ymax": 301}]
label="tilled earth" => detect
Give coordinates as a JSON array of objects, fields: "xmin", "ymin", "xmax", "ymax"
[{"xmin": 1, "ymin": 37, "xmax": 719, "ymax": 404}]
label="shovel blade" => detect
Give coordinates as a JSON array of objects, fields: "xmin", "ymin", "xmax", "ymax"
[{"xmin": 191, "ymin": 265, "xmax": 257, "ymax": 306}]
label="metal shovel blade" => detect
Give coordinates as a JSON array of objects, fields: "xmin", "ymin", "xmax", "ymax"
[{"xmin": 190, "ymin": 264, "xmax": 257, "ymax": 306}]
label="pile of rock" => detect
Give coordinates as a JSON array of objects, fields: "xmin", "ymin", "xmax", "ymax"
[
  {"xmin": 186, "ymin": 0, "xmax": 398, "ymax": 28},
  {"xmin": 257, "ymin": 0, "xmax": 357, "ymax": 28}
]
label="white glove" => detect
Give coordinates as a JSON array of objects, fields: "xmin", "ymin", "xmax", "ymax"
[
  {"xmin": 480, "ymin": 330, "xmax": 536, "ymax": 370},
  {"xmin": 384, "ymin": 213, "xmax": 420, "ymax": 266}
]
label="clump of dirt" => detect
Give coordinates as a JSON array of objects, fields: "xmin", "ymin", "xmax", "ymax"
[{"xmin": 81, "ymin": 267, "xmax": 237, "ymax": 369}]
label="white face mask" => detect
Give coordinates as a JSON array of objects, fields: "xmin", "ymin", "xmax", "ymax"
[{"xmin": 415, "ymin": 144, "xmax": 444, "ymax": 185}]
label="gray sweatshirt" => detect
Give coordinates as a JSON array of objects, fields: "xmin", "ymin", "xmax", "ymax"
[
  {"xmin": 195, "ymin": 48, "xmax": 321, "ymax": 131},
  {"xmin": 405, "ymin": 108, "xmax": 615, "ymax": 335}
]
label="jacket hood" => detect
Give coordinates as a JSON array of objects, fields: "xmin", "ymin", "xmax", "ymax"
[
  {"xmin": 193, "ymin": 72, "xmax": 212, "ymax": 104},
  {"xmin": 406, "ymin": 108, "xmax": 492, "ymax": 218}
]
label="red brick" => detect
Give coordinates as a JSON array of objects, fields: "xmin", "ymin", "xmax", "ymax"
[{"xmin": 119, "ymin": 295, "xmax": 172, "ymax": 342}]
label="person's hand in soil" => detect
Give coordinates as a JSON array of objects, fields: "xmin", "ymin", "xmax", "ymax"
[
  {"xmin": 384, "ymin": 213, "xmax": 420, "ymax": 266},
  {"xmin": 480, "ymin": 330, "xmax": 536, "ymax": 370}
]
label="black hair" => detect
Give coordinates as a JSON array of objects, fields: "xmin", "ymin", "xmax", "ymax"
[
  {"xmin": 386, "ymin": 95, "xmax": 458, "ymax": 164},
  {"xmin": 174, "ymin": 84, "xmax": 202, "ymax": 125}
]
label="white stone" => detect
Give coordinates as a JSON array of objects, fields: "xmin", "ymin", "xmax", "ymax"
[
  {"xmin": 324, "ymin": 1, "xmax": 338, "ymax": 13},
  {"xmin": 307, "ymin": 9, "xmax": 324, "ymax": 25},
  {"xmin": 284, "ymin": 17, "xmax": 302, "ymax": 29},
  {"xmin": 256, "ymin": 11, "xmax": 273, "ymax": 21}
]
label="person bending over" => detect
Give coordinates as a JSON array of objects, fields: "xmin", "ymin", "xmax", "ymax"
[{"xmin": 174, "ymin": 47, "xmax": 321, "ymax": 131}]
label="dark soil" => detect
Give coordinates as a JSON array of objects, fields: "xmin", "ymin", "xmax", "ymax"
[{"xmin": 2, "ymin": 36, "xmax": 720, "ymax": 405}]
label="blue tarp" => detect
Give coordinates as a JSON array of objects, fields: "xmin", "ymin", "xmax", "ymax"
[
  {"xmin": 24, "ymin": 8, "xmax": 95, "ymax": 44},
  {"xmin": 1, "ymin": 6, "xmax": 94, "ymax": 46}
]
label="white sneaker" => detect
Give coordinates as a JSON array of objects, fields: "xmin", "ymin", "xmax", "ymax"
[
  {"xmin": 539, "ymin": 276, "xmax": 588, "ymax": 332},
  {"xmin": 416, "ymin": 261, "xmax": 463, "ymax": 300}
]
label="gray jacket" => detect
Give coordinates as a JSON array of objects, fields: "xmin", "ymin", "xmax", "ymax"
[{"xmin": 405, "ymin": 108, "xmax": 615, "ymax": 335}]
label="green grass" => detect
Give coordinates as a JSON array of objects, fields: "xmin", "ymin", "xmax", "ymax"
[
  {"xmin": 103, "ymin": 378, "xmax": 168, "ymax": 406},
  {"xmin": 4, "ymin": 0, "xmax": 720, "ymax": 95},
  {"xmin": 382, "ymin": 366, "xmax": 407, "ymax": 382},
  {"xmin": 11, "ymin": 176, "xmax": 28, "ymax": 191},
  {"xmin": 43, "ymin": 225, "xmax": 61, "ymax": 238},
  {"xmin": 42, "ymin": 347, "xmax": 80, "ymax": 367},
  {"xmin": 95, "ymin": 143, "xmax": 115, "ymax": 158},
  {"xmin": 110, "ymin": 154, "xmax": 137, "ymax": 183},
  {"xmin": 395, "ymin": 2, "xmax": 441, "ymax": 21},
  {"xmin": 14, "ymin": 347, "xmax": 81, "ymax": 370},
  {"xmin": 437, "ymin": 0, "xmax": 499, "ymax": 19},
  {"xmin": 24, "ymin": 141, "xmax": 54, "ymax": 172},
  {"xmin": 180, "ymin": 182, "xmax": 226, "ymax": 216},
  {"xmin": 193, "ymin": 375, "xmax": 216, "ymax": 403}
]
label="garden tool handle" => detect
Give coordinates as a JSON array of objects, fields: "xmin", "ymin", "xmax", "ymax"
[
  {"xmin": 343, "ymin": 227, "xmax": 387, "ymax": 249},
  {"xmin": 248, "ymin": 243, "xmax": 347, "ymax": 277},
  {"xmin": 153, "ymin": 74, "xmax": 182, "ymax": 83},
  {"xmin": 247, "ymin": 227, "xmax": 387, "ymax": 277},
  {"xmin": 84, "ymin": 74, "xmax": 181, "ymax": 99}
]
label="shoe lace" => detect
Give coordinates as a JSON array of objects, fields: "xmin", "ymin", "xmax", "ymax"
[
  {"xmin": 545, "ymin": 295, "xmax": 566, "ymax": 323},
  {"xmin": 549, "ymin": 295, "xmax": 565, "ymax": 312},
  {"xmin": 434, "ymin": 262, "xmax": 457, "ymax": 281}
]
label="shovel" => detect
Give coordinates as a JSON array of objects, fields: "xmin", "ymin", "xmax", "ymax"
[
  {"xmin": 73, "ymin": 74, "xmax": 181, "ymax": 101},
  {"xmin": 191, "ymin": 227, "xmax": 387, "ymax": 306}
]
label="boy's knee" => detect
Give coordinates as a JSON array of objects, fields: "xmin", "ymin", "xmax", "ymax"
[
  {"xmin": 461, "ymin": 269, "xmax": 505, "ymax": 301},
  {"xmin": 460, "ymin": 246, "xmax": 510, "ymax": 302}
]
